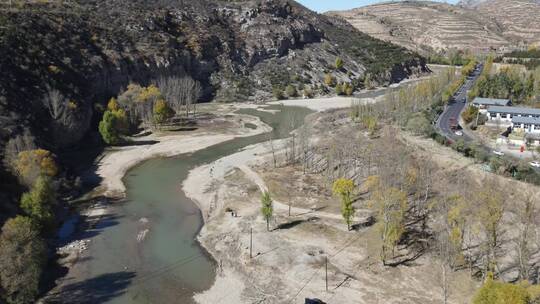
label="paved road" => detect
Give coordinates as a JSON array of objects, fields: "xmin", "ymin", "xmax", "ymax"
[{"xmin": 436, "ymin": 64, "xmax": 483, "ymax": 143}]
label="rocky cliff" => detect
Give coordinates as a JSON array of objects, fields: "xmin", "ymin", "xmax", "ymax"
[{"xmin": 0, "ymin": 0, "xmax": 427, "ymax": 217}]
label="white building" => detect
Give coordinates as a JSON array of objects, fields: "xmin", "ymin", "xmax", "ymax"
[
  {"xmin": 486, "ymin": 106, "xmax": 540, "ymax": 124},
  {"xmin": 512, "ymin": 116, "xmax": 540, "ymax": 134},
  {"xmin": 472, "ymin": 98, "xmax": 511, "ymax": 114}
]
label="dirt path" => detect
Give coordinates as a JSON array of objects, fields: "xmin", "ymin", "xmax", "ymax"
[{"xmin": 237, "ymin": 164, "xmax": 368, "ymax": 222}]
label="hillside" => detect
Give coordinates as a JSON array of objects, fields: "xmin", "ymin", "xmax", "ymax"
[
  {"xmin": 330, "ymin": 0, "xmax": 540, "ymax": 54},
  {"xmin": 0, "ymin": 0, "xmax": 426, "ymax": 221},
  {"xmin": 461, "ymin": 0, "xmax": 540, "ymax": 45}
]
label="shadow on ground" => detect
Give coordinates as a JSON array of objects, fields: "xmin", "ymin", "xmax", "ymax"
[{"xmin": 44, "ymin": 271, "xmax": 136, "ymax": 304}]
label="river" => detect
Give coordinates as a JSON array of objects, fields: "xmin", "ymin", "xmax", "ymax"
[
  {"xmin": 53, "ymin": 78, "xmax": 428, "ymax": 303},
  {"xmin": 55, "ymin": 105, "xmax": 311, "ymax": 304}
]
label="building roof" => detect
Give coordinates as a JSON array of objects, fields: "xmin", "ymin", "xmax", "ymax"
[
  {"xmin": 488, "ymin": 106, "xmax": 540, "ymax": 116},
  {"xmin": 512, "ymin": 116, "xmax": 540, "ymax": 125},
  {"xmin": 472, "ymin": 97, "xmax": 511, "ymax": 106}
]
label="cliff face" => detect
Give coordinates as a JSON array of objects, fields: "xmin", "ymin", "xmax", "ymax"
[{"xmin": 0, "ymin": 0, "xmax": 427, "ymax": 174}]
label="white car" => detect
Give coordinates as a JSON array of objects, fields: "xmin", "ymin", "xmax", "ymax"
[
  {"xmin": 530, "ymin": 161, "xmax": 540, "ymax": 168},
  {"xmin": 454, "ymin": 130, "xmax": 463, "ymax": 136},
  {"xmin": 492, "ymin": 150, "xmax": 505, "ymax": 156}
]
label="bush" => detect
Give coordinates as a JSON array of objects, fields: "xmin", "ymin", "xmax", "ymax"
[
  {"xmin": 335, "ymin": 57, "xmax": 344, "ymax": 70},
  {"xmin": 15, "ymin": 149, "xmax": 58, "ymax": 187},
  {"xmin": 473, "ymin": 273, "xmax": 530, "ymax": 304},
  {"xmin": 406, "ymin": 113, "xmax": 433, "ymax": 136},
  {"xmin": 303, "ymin": 86, "xmax": 314, "ymax": 98},
  {"xmin": 153, "ymin": 99, "xmax": 175, "ymax": 124},
  {"xmin": 335, "ymin": 83, "xmax": 343, "ymax": 95},
  {"xmin": 344, "ymin": 83, "xmax": 354, "ymax": 96},
  {"xmin": 324, "ymin": 73, "xmax": 336, "ymax": 87},
  {"xmin": 99, "ymin": 109, "xmax": 129, "ymax": 145},
  {"xmin": 272, "ymin": 87, "xmax": 285, "ymax": 100},
  {"xmin": 285, "ymin": 85, "xmax": 297, "ymax": 98},
  {"xmin": 20, "ymin": 176, "xmax": 56, "ymax": 227},
  {"xmin": 0, "ymin": 216, "xmax": 47, "ymax": 304}
]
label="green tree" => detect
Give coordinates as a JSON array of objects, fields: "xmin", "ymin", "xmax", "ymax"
[
  {"xmin": 99, "ymin": 104, "xmax": 130, "ymax": 145},
  {"xmin": 20, "ymin": 176, "xmax": 56, "ymax": 227},
  {"xmin": 335, "ymin": 57, "xmax": 344, "ymax": 70},
  {"xmin": 285, "ymin": 85, "xmax": 297, "ymax": 98},
  {"xmin": 99, "ymin": 110, "xmax": 120, "ymax": 145},
  {"xmin": 153, "ymin": 99, "xmax": 174, "ymax": 124},
  {"xmin": 261, "ymin": 191, "xmax": 273, "ymax": 232},
  {"xmin": 0, "ymin": 216, "xmax": 47, "ymax": 304},
  {"xmin": 332, "ymin": 178, "xmax": 355, "ymax": 230}
]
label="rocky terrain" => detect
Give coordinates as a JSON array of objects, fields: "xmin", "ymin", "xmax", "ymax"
[
  {"xmin": 330, "ymin": 0, "xmax": 540, "ymax": 54},
  {"xmin": 0, "ymin": 0, "xmax": 427, "ymax": 220}
]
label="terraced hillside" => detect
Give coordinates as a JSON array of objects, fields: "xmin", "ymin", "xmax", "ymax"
[
  {"xmin": 464, "ymin": 0, "xmax": 540, "ymax": 45},
  {"xmin": 329, "ymin": 1, "xmax": 508, "ymax": 54}
]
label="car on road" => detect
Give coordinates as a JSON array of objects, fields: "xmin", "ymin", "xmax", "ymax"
[
  {"xmin": 454, "ymin": 130, "xmax": 463, "ymax": 136},
  {"xmin": 530, "ymin": 161, "xmax": 540, "ymax": 168},
  {"xmin": 493, "ymin": 150, "xmax": 505, "ymax": 156}
]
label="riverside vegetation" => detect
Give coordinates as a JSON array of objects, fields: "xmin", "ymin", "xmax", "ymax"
[{"xmin": 0, "ymin": 1, "xmax": 428, "ymax": 303}]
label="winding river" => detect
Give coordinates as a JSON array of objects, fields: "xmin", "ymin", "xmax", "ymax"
[
  {"xmin": 63, "ymin": 105, "xmax": 311, "ymax": 304},
  {"xmin": 57, "ymin": 81, "xmax": 420, "ymax": 303}
]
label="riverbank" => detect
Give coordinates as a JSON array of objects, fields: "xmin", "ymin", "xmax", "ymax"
[
  {"xmin": 44, "ymin": 104, "xmax": 273, "ymax": 302},
  {"xmin": 182, "ymin": 108, "xmax": 476, "ymax": 303}
]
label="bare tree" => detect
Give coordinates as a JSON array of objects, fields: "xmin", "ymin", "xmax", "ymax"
[
  {"xmin": 3, "ymin": 132, "xmax": 36, "ymax": 171},
  {"xmin": 157, "ymin": 76, "xmax": 201, "ymax": 118}
]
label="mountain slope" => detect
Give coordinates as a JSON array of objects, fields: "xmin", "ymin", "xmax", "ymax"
[
  {"xmin": 331, "ymin": 0, "xmax": 540, "ymax": 54},
  {"xmin": 0, "ymin": 0, "xmax": 427, "ymax": 218},
  {"xmin": 462, "ymin": 0, "xmax": 540, "ymax": 45},
  {"xmin": 328, "ymin": 1, "xmax": 508, "ymax": 54}
]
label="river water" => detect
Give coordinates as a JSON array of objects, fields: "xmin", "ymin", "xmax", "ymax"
[
  {"xmin": 57, "ymin": 81, "xmax": 419, "ymax": 303},
  {"xmin": 62, "ymin": 105, "xmax": 311, "ymax": 304}
]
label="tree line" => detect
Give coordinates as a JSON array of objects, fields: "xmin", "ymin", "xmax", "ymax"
[{"xmin": 99, "ymin": 76, "xmax": 202, "ymax": 145}]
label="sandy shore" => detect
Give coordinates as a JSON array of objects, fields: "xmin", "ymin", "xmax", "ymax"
[{"xmin": 93, "ymin": 108, "xmax": 271, "ymax": 197}]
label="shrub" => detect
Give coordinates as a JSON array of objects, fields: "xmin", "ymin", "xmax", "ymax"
[
  {"xmin": 285, "ymin": 85, "xmax": 297, "ymax": 98},
  {"xmin": 335, "ymin": 57, "xmax": 344, "ymax": 70},
  {"xmin": 335, "ymin": 83, "xmax": 343, "ymax": 95},
  {"xmin": 107, "ymin": 97, "xmax": 119, "ymax": 111},
  {"xmin": 344, "ymin": 82, "xmax": 354, "ymax": 96},
  {"xmin": 272, "ymin": 87, "xmax": 285, "ymax": 100},
  {"xmin": 462, "ymin": 105, "xmax": 479, "ymax": 124},
  {"xmin": 153, "ymin": 99, "xmax": 175, "ymax": 124},
  {"xmin": 324, "ymin": 73, "xmax": 336, "ymax": 87},
  {"xmin": 0, "ymin": 216, "xmax": 47, "ymax": 304},
  {"xmin": 99, "ymin": 111, "xmax": 120, "ymax": 145},
  {"xmin": 20, "ymin": 176, "xmax": 56, "ymax": 227},
  {"xmin": 15, "ymin": 149, "xmax": 58, "ymax": 187},
  {"xmin": 406, "ymin": 113, "xmax": 433, "ymax": 136},
  {"xmin": 473, "ymin": 273, "xmax": 530, "ymax": 304}
]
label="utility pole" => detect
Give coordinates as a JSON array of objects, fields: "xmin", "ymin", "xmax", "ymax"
[
  {"xmin": 250, "ymin": 228, "xmax": 253, "ymax": 259},
  {"xmin": 325, "ymin": 256, "xmax": 328, "ymax": 292}
]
